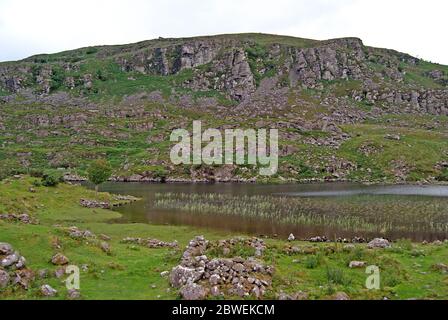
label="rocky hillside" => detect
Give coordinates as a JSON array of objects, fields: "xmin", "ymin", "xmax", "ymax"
[{"xmin": 0, "ymin": 33, "xmax": 447, "ymax": 183}]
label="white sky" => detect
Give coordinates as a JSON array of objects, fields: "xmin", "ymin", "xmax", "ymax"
[{"xmin": 0, "ymin": 0, "xmax": 447, "ymax": 64}]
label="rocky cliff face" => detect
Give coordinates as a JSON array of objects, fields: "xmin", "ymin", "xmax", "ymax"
[{"xmin": 0, "ymin": 33, "xmax": 447, "ymax": 182}]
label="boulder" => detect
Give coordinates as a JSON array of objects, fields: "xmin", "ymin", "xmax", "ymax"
[
  {"xmin": 13, "ymin": 269, "xmax": 34, "ymax": 289},
  {"xmin": 367, "ymin": 238, "xmax": 391, "ymax": 249},
  {"xmin": 169, "ymin": 265, "xmax": 204, "ymax": 288},
  {"xmin": 180, "ymin": 282, "xmax": 208, "ymax": 300},
  {"xmin": 288, "ymin": 233, "xmax": 295, "ymax": 241}
]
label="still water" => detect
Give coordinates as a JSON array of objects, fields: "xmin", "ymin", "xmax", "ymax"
[{"xmin": 98, "ymin": 182, "xmax": 448, "ymax": 241}]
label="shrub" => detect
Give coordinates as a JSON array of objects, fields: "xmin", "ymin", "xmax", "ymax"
[
  {"xmin": 41, "ymin": 171, "xmax": 63, "ymax": 187},
  {"xmin": 87, "ymin": 159, "xmax": 112, "ymax": 195}
]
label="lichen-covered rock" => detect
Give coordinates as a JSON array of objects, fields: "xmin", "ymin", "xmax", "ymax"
[
  {"xmin": 179, "ymin": 282, "xmax": 208, "ymax": 300},
  {"xmin": 169, "ymin": 265, "xmax": 204, "ymax": 288},
  {"xmin": 368, "ymin": 238, "xmax": 391, "ymax": 249}
]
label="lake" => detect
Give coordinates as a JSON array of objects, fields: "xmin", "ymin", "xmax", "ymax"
[{"xmin": 98, "ymin": 182, "xmax": 448, "ymax": 241}]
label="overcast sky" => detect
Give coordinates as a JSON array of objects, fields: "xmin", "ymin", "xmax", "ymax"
[{"xmin": 0, "ymin": 0, "xmax": 447, "ymax": 64}]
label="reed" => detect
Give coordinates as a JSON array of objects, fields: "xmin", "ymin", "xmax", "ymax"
[{"xmin": 153, "ymin": 193, "xmax": 448, "ymax": 234}]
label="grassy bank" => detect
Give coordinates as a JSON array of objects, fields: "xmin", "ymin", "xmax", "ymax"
[{"xmin": 1, "ymin": 176, "xmax": 447, "ymax": 300}]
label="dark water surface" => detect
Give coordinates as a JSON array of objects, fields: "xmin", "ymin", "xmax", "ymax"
[{"xmin": 98, "ymin": 182, "xmax": 448, "ymax": 241}]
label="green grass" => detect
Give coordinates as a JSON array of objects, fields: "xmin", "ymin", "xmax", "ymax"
[{"xmin": 1, "ymin": 177, "xmax": 448, "ymax": 300}]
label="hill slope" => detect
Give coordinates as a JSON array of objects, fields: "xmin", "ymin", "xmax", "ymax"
[{"xmin": 0, "ymin": 33, "xmax": 447, "ymax": 182}]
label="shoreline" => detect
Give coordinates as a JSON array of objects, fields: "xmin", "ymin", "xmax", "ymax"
[{"xmin": 64, "ymin": 175, "xmax": 448, "ymax": 186}]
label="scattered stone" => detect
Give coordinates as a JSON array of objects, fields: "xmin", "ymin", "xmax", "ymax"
[
  {"xmin": 332, "ymin": 292, "xmax": 350, "ymax": 300},
  {"xmin": 1, "ymin": 251, "xmax": 20, "ymax": 268},
  {"xmin": 38, "ymin": 269, "xmax": 49, "ymax": 279},
  {"xmin": 67, "ymin": 289, "xmax": 81, "ymax": 300},
  {"xmin": 121, "ymin": 237, "xmax": 178, "ymax": 249},
  {"xmin": 67, "ymin": 226, "xmax": 96, "ymax": 239},
  {"xmin": 15, "ymin": 256, "xmax": 26, "ymax": 269},
  {"xmin": 0, "ymin": 213, "xmax": 38, "ymax": 224},
  {"xmin": 432, "ymin": 240, "xmax": 443, "ymax": 246},
  {"xmin": 40, "ymin": 284, "xmax": 57, "ymax": 297},
  {"xmin": 308, "ymin": 236, "xmax": 329, "ymax": 243},
  {"xmin": 13, "ymin": 269, "xmax": 35, "ymax": 289},
  {"xmin": 51, "ymin": 253, "xmax": 69, "ymax": 265},
  {"xmin": 367, "ymin": 238, "xmax": 391, "ymax": 249},
  {"xmin": 349, "ymin": 261, "xmax": 366, "ymax": 268},
  {"xmin": 384, "ymin": 134, "xmax": 401, "ymax": 141},
  {"xmin": 79, "ymin": 199, "xmax": 110, "ymax": 209},
  {"xmin": 0, "ymin": 243, "xmax": 13, "ymax": 255},
  {"xmin": 278, "ymin": 291, "xmax": 309, "ymax": 300},
  {"xmin": 100, "ymin": 242, "xmax": 111, "ymax": 254},
  {"xmin": 160, "ymin": 271, "xmax": 169, "ymax": 277},
  {"xmin": 288, "ymin": 233, "xmax": 295, "ymax": 241},
  {"xmin": 54, "ymin": 267, "xmax": 67, "ymax": 278},
  {"xmin": 431, "ymin": 263, "xmax": 448, "ymax": 274}
]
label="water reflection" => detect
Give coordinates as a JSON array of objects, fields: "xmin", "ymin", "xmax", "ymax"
[{"xmin": 97, "ymin": 182, "xmax": 448, "ymax": 241}]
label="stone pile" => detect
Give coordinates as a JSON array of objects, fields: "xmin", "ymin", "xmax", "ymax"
[
  {"xmin": 121, "ymin": 237, "xmax": 178, "ymax": 249},
  {"xmin": 66, "ymin": 226, "xmax": 96, "ymax": 239},
  {"xmin": 169, "ymin": 236, "xmax": 274, "ymax": 300},
  {"xmin": 0, "ymin": 242, "xmax": 34, "ymax": 289},
  {"xmin": 307, "ymin": 236, "xmax": 329, "ymax": 243},
  {"xmin": 215, "ymin": 237, "xmax": 266, "ymax": 257},
  {"xmin": 336, "ymin": 237, "xmax": 367, "ymax": 243},
  {"xmin": 0, "ymin": 213, "xmax": 38, "ymax": 224},
  {"xmin": 79, "ymin": 199, "xmax": 111, "ymax": 209},
  {"xmin": 306, "ymin": 236, "xmax": 368, "ymax": 244}
]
